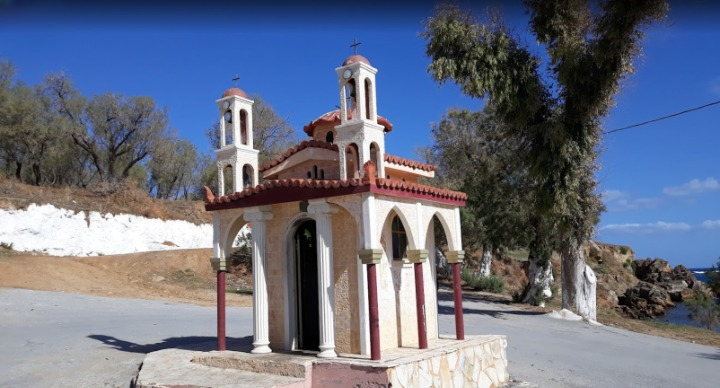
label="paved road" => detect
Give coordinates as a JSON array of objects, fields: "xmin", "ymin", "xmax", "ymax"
[
  {"xmin": 0, "ymin": 289, "xmax": 252, "ymax": 388},
  {"xmin": 1, "ymin": 288, "xmax": 718, "ymax": 387},
  {"xmin": 438, "ymin": 292, "xmax": 719, "ymax": 387}
]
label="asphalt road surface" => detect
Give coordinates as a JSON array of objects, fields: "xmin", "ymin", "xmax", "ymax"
[{"xmin": 1, "ymin": 288, "xmax": 718, "ymax": 387}]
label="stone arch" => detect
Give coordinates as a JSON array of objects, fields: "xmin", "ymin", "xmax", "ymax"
[
  {"xmin": 242, "ymin": 164, "xmax": 254, "ymax": 188},
  {"xmin": 223, "ymin": 110, "xmax": 233, "ymax": 146},
  {"xmin": 364, "ymin": 77, "xmax": 373, "ymax": 120},
  {"xmin": 284, "ymin": 215, "xmax": 317, "ymax": 351},
  {"xmin": 223, "ymin": 164, "xmax": 234, "ymax": 195},
  {"xmin": 425, "ymin": 210, "xmax": 457, "ymax": 252},
  {"xmin": 240, "ymin": 109, "xmax": 248, "ymax": 146},
  {"xmin": 380, "ymin": 206, "xmax": 417, "ymax": 257},
  {"xmin": 222, "ymin": 212, "xmax": 249, "ymax": 258},
  {"xmin": 345, "ymin": 143, "xmax": 360, "ymax": 179},
  {"xmin": 369, "ymin": 142, "xmax": 379, "ymax": 166}
]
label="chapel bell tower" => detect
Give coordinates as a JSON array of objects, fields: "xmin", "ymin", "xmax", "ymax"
[
  {"xmin": 334, "ymin": 53, "xmax": 386, "ymax": 180},
  {"xmin": 215, "ymin": 84, "xmax": 259, "ymax": 195}
]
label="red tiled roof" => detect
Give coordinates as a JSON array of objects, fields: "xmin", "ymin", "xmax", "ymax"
[
  {"xmin": 384, "ymin": 154, "xmax": 437, "ymax": 172},
  {"xmin": 303, "ymin": 109, "xmax": 393, "ymax": 136},
  {"xmin": 204, "ymin": 162, "xmax": 465, "ymax": 211},
  {"xmin": 259, "ymin": 140, "xmax": 339, "ymax": 172}
]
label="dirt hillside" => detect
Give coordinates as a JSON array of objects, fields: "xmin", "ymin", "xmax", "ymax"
[{"xmin": 0, "ymin": 247, "xmax": 251, "ymax": 307}]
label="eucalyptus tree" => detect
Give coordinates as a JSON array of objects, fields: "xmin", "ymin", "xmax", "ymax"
[
  {"xmin": 427, "ymin": 107, "xmax": 531, "ymax": 278},
  {"xmin": 423, "ymin": 1, "xmax": 667, "ymax": 317}
]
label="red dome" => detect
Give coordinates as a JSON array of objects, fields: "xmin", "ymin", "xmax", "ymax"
[
  {"xmin": 342, "ymin": 55, "xmax": 371, "ymax": 66},
  {"xmin": 303, "ymin": 109, "xmax": 393, "ymax": 136},
  {"xmin": 222, "ymin": 87, "xmax": 248, "ymax": 98}
]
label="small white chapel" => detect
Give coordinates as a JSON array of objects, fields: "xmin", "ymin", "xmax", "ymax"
[{"xmin": 203, "ymin": 53, "xmax": 469, "ymax": 360}]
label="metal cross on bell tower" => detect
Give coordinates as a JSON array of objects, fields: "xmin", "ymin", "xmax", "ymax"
[
  {"xmin": 232, "ymin": 74, "xmax": 240, "ymax": 87},
  {"xmin": 350, "ymin": 38, "xmax": 362, "ymax": 55}
]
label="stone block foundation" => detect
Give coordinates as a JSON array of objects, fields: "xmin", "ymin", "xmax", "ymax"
[{"xmin": 135, "ymin": 335, "xmax": 508, "ymax": 388}]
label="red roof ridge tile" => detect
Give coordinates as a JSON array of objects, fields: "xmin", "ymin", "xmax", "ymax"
[
  {"xmin": 303, "ymin": 109, "xmax": 393, "ymax": 136},
  {"xmin": 259, "ymin": 140, "xmax": 339, "ymax": 172},
  {"xmin": 384, "ymin": 154, "xmax": 437, "ymax": 172}
]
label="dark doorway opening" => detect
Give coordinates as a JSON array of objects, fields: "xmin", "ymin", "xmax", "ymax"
[{"xmin": 295, "ymin": 220, "xmax": 320, "ymax": 351}]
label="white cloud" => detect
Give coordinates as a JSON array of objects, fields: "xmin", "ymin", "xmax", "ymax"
[
  {"xmin": 662, "ymin": 177, "xmax": 720, "ymax": 196},
  {"xmin": 602, "ymin": 189, "xmax": 628, "ymax": 202},
  {"xmin": 600, "ymin": 221, "xmax": 691, "ymax": 234},
  {"xmin": 601, "ymin": 189, "xmax": 661, "ymax": 211},
  {"xmin": 701, "ymin": 220, "xmax": 720, "ymax": 230}
]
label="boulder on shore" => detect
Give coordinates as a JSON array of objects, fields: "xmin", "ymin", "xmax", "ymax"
[{"xmin": 618, "ymin": 258, "xmax": 698, "ymax": 319}]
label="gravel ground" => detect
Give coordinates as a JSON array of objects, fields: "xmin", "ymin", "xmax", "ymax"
[{"xmin": 1, "ymin": 288, "xmax": 718, "ymax": 388}]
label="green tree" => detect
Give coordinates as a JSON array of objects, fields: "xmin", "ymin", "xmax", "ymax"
[
  {"xmin": 685, "ymin": 292, "xmax": 720, "ymax": 331},
  {"xmin": 706, "ymin": 258, "xmax": 720, "ymax": 294},
  {"xmin": 426, "ymin": 107, "xmax": 531, "ymax": 278},
  {"xmin": 423, "ymin": 1, "xmax": 667, "ymax": 317},
  {"xmin": 46, "ymin": 72, "xmax": 170, "ymax": 191},
  {"xmin": 147, "ymin": 135, "xmax": 199, "ymax": 199}
]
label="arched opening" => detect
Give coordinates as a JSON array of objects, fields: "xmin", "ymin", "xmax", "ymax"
[
  {"xmin": 294, "ymin": 219, "xmax": 320, "ymax": 351},
  {"xmin": 240, "ymin": 109, "xmax": 248, "ymax": 146},
  {"xmin": 223, "ymin": 164, "xmax": 234, "ymax": 195},
  {"xmin": 320, "ymin": 169, "xmax": 325, "ymax": 179},
  {"xmin": 345, "ymin": 144, "xmax": 359, "ymax": 179},
  {"xmin": 224, "ymin": 110, "xmax": 233, "ymax": 146},
  {"xmin": 313, "ymin": 165, "xmax": 318, "ymax": 179},
  {"xmin": 325, "ymin": 131, "xmax": 334, "ymax": 144},
  {"xmin": 364, "ymin": 78, "xmax": 372, "ymax": 120},
  {"xmin": 345, "ymin": 79, "xmax": 356, "ymax": 118},
  {"xmin": 370, "ymin": 143, "xmax": 379, "ymax": 166},
  {"xmin": 391, "ymin": 215, "xmax": 408, "ymax": 261},
  {"xmin": 242, "ymin": 164, "xmax": 253, "ymax": 188}
]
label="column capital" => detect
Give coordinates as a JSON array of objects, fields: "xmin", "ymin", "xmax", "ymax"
[
  {"xmin": 446, "ymin": 250, "xmax": 465, "ymax": 264},
  {"xmin": 406, "ymin": 249, "xmax": 429, "ymax": 263},
  {"xmin": 244, "ymin": 206, "xmax": 273, "ymax": 222},
  {"xmin": 307, "ymin": 199, "xmax": 334, "ymax": 215},
  {"xmin": 210, "ymin": 257, "xmax": 228, "ymax": 272},
  {"xmin": 358, "ymin": 249, "xmax": 383, "ymax": 265}
]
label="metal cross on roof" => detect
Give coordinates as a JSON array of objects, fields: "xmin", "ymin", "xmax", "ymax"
[
  {"xmin": 350, "ymin": 38, "xmax": 362, "ymax": 55},
  {"xmin": 232, "ymin": 74, "xmax": 240, "ymax": 87}
]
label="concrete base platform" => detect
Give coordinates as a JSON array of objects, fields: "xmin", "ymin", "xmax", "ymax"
[{"xmin": 134, "ymin": 335, "xmax": 508, "ymax": 388}]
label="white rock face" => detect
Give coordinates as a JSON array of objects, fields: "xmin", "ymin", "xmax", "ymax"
[{"xmin": 0, "ymin": 204, "xmax": 212, "ymax": 256}]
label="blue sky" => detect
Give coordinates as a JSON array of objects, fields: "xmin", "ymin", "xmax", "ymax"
[{"xmin": 1, "ymin": 1, "xmax": 718, "ymax": 268}]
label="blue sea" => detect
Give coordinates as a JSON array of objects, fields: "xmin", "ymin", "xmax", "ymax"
[{"xmin": 652, "ymin": 268, "xmax": 720, "ymax": 333}]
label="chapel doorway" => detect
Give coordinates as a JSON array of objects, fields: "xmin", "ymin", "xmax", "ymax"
[{"xmin": 294, "ymin": 220, "xmax": 320, "ymax": 351}]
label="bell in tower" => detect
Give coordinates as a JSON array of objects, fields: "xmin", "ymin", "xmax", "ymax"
[{"xmin": 215, "ymin": 78, "xmax": 260, "ymax": 195}]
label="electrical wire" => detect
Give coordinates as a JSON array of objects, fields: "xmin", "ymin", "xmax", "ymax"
[{"xmin": 604, "ymin": 99, "xmax": 720, "ymax": 134}]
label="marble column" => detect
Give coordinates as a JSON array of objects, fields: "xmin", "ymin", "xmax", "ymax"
[
  {"xmin": 308, "ymin": 200, "xmax": 337, "ymax": 358},
  {"xmin": 244, "ymin": 206, "xmax": 273, "ymax": 354}
]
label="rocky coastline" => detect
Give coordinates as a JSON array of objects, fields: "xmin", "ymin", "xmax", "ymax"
[{"xmin": 618, "ymin": 258, "xmax": 706, "ymax": 319}]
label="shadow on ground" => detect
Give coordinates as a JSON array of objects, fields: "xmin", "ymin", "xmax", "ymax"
[
  {"xmin": 88, "ymin": 334, "xmax": 253, "ymax": 354},
  {"xmin": 698, "ymin": 350, "xmax": 720, "ymax": 360},
  {"xmin": 437, "ymin": 291, "xmax": 545, "ymax": 319}
]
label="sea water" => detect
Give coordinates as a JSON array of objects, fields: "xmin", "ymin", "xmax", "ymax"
[{"xmin": 652, "ymin": 269, "xmax": 720, "ymax": 333}]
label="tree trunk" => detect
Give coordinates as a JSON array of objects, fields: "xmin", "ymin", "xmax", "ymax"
[
  {"xmin": 521, "ymin": 258, "xmax": 554, "ymax": 307},
  {"xmin": 478, "ymin": 245, "xmax": 492, "ymax": 277},
  {"xmin": 14, "ymin": 160, "xmax": 22, "ymax": 180},
  {"xmin": 561, "ymin": 242, "xmax": 597, "ymax": 320}
]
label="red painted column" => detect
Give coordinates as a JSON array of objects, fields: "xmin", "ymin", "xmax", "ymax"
[
  {"xmin": 217, "ymin": 270, "xmax": 226, "ymax": 351},
  {"xmin": 414, "ymin": 262, "xmax": 428, "ymax": 349},
  {"xmin": 367, "ymin": 263, "xmax": 381, "ymax": 360},
  {"xmin": 452, "ymin": 262, "xmax": 465, "ymax": 340}
]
